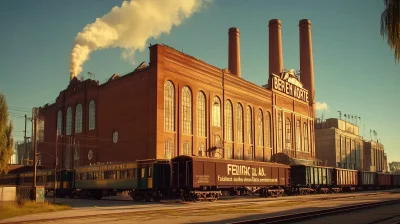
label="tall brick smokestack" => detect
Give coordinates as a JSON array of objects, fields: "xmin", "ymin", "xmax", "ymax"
[
  {"xmin": 299, "ymin": 19, "xmax": 315, "ymax": 118},
  {"xmin": 228, "ymin": 27, "xmax": 241, "ymax": 77},
  {"xmin": 268, "ymin": 19, "xmax": 283, "ymax": 79}
]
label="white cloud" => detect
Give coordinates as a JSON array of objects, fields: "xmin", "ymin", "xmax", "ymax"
[{"xmin": 316, "ymin": 102, "xmax": 329, "ymax": 111}]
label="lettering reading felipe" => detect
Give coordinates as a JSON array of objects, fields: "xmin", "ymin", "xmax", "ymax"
[{"xmin": 217, "ymin": 164, "xmax": 278, "ymax": 183}]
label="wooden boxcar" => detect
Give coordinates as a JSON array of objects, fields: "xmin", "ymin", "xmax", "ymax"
[
  {"xmin": 358, "ymin": 171, "xmax": 377, "ymax": 190},
  {"xmin": 332, "ymin": 168, "xmax": 358, "ymax": 191},
  {"xmin": 290, "ymin": 165, "xmax": 333, "ymax": 194},
  {"xmin": 171, "ymin": 156, "xmax": 290, "ymax": 201},
  {"xmin": 377, "ymin": 173, "xmax": 392, "ymax": 189}
]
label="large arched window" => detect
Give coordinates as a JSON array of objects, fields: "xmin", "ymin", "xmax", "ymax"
[
  {"xmin": 266, "ymin": 112, "xmax": 271, "ymax": 147},
  {"xmin": 197, "ymin": 92, "xmax": 206, "ymax": 137},
  {"xmin": 66, "ymin": 107, "xmax": 72, "ymax": 135},
  {"xmin": 182, "ymin": 86, "xmax": 192, "ymax": 134},
  {"xmin": 225, "ymin": 100, "xmax": 233, "ymax": 142},
  {"xmin": 277, "ymin": 112, "xmax": 283, "ymax": 153},
  {"xmin": 236, "ymin": 103, "xmax": 243, "ymax": 143},
  {"xmin": 57, "ymin": 110, "xmax": 62, "ymax": 135},
  {"xmin": 246, "ymin": 106, "xmax": 252, "ymax": 144},
  {"xmin": 285, "ymin": 118, "xmax": 291, "ymax": 149},
  {"xmin": 212, "ymin": 96, "xmax": 221, "ymax": 127},
  {"xmin": 183, "ymin": 141, "xmax": 191, "ymax": 155},
  {"xmin": 198, "ymin": 142, "xmax": 205, "ymax": 157},
  {"xmin": 257, "ymin": 109, "xmax": 263, "ymax": 146},
  {"xmin": 89, "ymin": 100, "xmax": 95, "ymax": 130},
  {"xmin": 296, "ymin": 120, "xmax": 301, "ymax": 151},
  {"xmin": 75, "ymin": 104, "xmax": 82, "ymax": 133},
  {"xmin": 164, "ymin": 81, "xmax": 175, "ymax": 131},
  {"xmin": 303, "ymin": 122, "xmax": 309, "ymax": 152},
  {"xmin": 164, "ymin": 138, "xmax": 174, "ymax": 159}
]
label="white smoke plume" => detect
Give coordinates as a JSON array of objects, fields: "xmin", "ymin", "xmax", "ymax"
[
  {"xmin": 316, "ymin": 102, "xmax": 329, "ymax": 111},
  {"xmin": 69, "ymin": 0, "xmax": 210, "ymax": 79}
]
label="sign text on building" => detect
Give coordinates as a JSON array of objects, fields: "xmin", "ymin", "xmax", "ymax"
[{"xmin": 272, "ymin": 70, "xmax": 308, "ymax": 103}]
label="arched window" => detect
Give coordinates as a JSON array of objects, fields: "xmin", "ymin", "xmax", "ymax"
[
  {"xmin": 236, "ymin": 103, "xmax": 243, "ymax": 143},
  {"xmin": 212, "ymin": 96, "xmax": 221, "ymax": 127},
  {"xmin": 257, "ymin": 109, "xmax": 263, "ymax": 146},
  {"xmin": 75, "ymin": 104, "xmax": 83, "ymax": 133},
  {"xmin": 183, "ymin": 141, "xmax": 191, "ymax": 155},
  {"xmin": 309, "ymin": 122, "xmax": 313, "ymax": 153},
  {"xmin": 66, "ymin": 107, "xmax": 72, "ymax": 135},
  {"xmin": 164, "ymin": 138, "xmax": 174, "ymax": 159},
  {"xmin": 89, "ymin": 100, "xmax": 95, "ymax": 130},
  {"xmin": 226, "ymin": 146, "xmax": 232, "ymax": 159},
  {"xmin": 303, "ymin": 122, "xmax": 309, "ymax": 152},
  {"xmin": 182, "ymin": 86, "xmax": 192, "ymax": 134},
  {"xmin": 237, "ymin": 147, "xmax": 243, "ymax": 160},
  {"xmin": 214, "ymin": 135, "xmax": 223, "ymax": 158},
  {"xmin": 164, "ymin": 81, "xmax": 175, "ymax": 131},
  {"xmin": 197, "ymin": 92, "xmax": 206, "ymax": 137},
  {"xmin": 277, "ymin": 112, "xmax": 283, "ymax": 153},
  {"xmin": 296, "ymin": 120, "xmax": 301, "ymax": 151},
  {"xmin": 225, "ymin": 100, "xmax": 233, "ymax": 142},
  {"xmin": 266, "ymin": 112, "xmax": 271, "ymax": 147},
  {"xmin": 57, "ymin": 110, "xmax": 62, "ymax": 135},
  {"xmin": 198, "ymin": 142, "xmax": 205, "ymax": 157},
  {"xmin": 285, "ymin": 118, "xmax": 291, "ymax": 149},
  {"xmin": 246, "ymin": 106, "xmax": 252, "ymax": 144}
]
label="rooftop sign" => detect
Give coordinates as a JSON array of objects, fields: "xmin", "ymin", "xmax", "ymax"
[{"xmin": 272, "ymin": 69, "xmax": 308, "ymax": 102}]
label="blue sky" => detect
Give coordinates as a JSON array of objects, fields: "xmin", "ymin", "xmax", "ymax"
[{"xmin": 1, "ymin": 0, "xmax": 399, "ymax": 162}]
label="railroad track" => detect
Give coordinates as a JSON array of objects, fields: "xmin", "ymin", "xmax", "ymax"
[{"xmin": 231, "ymin": 199, "xmax": 400, "ymax": 224}]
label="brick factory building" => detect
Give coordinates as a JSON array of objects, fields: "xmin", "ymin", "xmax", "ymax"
[
  {"xmin": 35, "ymin": 19, "xmax": 317, "ymax": 169},
  {"xmin": 315, "ymin": 118, "xmax": 387, "ymax": 172}
]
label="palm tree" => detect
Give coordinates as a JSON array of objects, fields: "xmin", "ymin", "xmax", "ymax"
[{"xmin": 380, "ymin": 0, "xmax": 400, "ymax": 63}]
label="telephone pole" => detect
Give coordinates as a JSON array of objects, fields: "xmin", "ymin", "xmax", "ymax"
[
  {"xmin": 33, "ymin": 110, "xmax": 37, "ymax": 188},
  {"xmin": 24, "ymin": 115, "xmax": 28, "ymax": 164}
]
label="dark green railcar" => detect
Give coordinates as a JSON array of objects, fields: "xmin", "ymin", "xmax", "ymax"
[{"xmin": 290, "ymin": 165, "xmax": 333, "ymax": 194}]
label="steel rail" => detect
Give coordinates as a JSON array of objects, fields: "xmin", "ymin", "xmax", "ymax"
[{"xmin": 231, "ymin": 199, "xmax": 400, "ymax": 224}]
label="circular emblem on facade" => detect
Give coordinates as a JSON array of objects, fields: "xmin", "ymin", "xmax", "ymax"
[
  {"xmin": 88, "ymin": 150, "xmax": 93, "ymax": 160},
  {"xmin": 113, "ymin": 131, "xmax": 119, "ymax": 143}
]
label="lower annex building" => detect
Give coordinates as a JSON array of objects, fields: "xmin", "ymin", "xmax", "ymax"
[
  {"xmin": 35, "ymin": 19, "xmax": 318, "ymax": 169},
  {"xmin": 315, "ymin": 118, "xmax": 388, "ymax": 172}
]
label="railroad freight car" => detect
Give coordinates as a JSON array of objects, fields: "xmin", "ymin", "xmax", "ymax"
[
  {"xmin": 392, "ymin": 174, "xmax": 400, "ymax": 187},
  {"xmin": 358, "ymin": 171, "xmax": 377, "ymax": 190},
  {"xmin": 171, "ymin": 156, "xmax": 290, "ymax": 201},
  {"xmin": 377, "ymin": 173, "xmax": 391, "ymax": 189},
  {"xmin": 332, "ymin": 168, "xmax": 358, "ymax": 192},
  {"xmin": 290, "ymin": 165, "xmax": 333, "ymax": 194}
]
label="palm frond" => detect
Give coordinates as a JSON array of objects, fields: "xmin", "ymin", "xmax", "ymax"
[{"xmin": 380, "ymin": 0, "xmax": 400, "ymax": 63}]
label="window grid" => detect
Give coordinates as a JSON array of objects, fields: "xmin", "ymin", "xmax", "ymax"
[
  {"xmin": 277, "ymin": 112, "xmax": 283, "ymax": 153},
  {"xmin": 236, "ymin": 104, "xmax": 243, "ymax": 143},
  {"xmin": 164, "ymin": 139, "xmax": 174, "ymax": 159},
  {"xmin": 182, "ymin": 86, "xmax": 192, "ymax": 134},
  {"xmin": 225, "ymin": 100, "xmax": 233, "ymax": 142},
  {"xmin": 226, "ymin": 146, "xmax": 232, "ymax": 159},
  {"xmin": 57, "ymin": 110, "xmax": 62, "ymax": 135},
  {"xmin": 303, "ymin": 123, "xmax": 309, "ymax": 152},
  {"xmin": 183, "ymin": 141, "xmax": 191, "ymax": 156},
  {"xmin": 197, "ymin": 92, "xmax": 206, "ymax": 137},
  {"xmin": 285, "ymin": 118, "xmax": 291, "ymax": 149},
  {"xmin": 246, "ymin": 106, "xmax": 252, "ymax": 144},
  {"xmin": 198, "ymin": 142, "xmax": 205, "ymax": 157},
  {"xmin": 66, "ymin": 107, "xmax": 72, "ymax": 135},
  {"xmin": 257, "ymin": 109, "xmax": 263, "ymax": 146},
  {"xmin": 237, "ymin": 147, "xmax": 243, "ymax": 160},
  {"xmin": 75, "ymin": 104, "xmax": 83, "ymax": 134},
  {"xmin": 309, "ymin": 122, "xmax": 313, "ymax": 153},
  {"xmin": 89, "ymin": 100, "xmax": 95, "ymax": 130},
  {"xmin": 212, "ymin": 96, "xmax": 221, "ymax": 127},
  {"xmin": 266, "ymin": 112, "xmax": 271, "ymax": 147},
  {"xmin": 296, "ymin": 120, "xmax": 301, "ymax": 151},
  {"xmin": 164, "ymin": 81, "xmax": 175, "ymax": 132},
  {"xmin": 38, "ymin": 119, "xmax": 44, "ymax": 142}
]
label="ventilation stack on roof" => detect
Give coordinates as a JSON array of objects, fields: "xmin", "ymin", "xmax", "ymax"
[
  {"xmin": 228, "ymin": 27, "xmax": 241, "ymax": 77},
  {"xmin": 268, "ymin": 19, "xmax": 283, "ymax": 79}
]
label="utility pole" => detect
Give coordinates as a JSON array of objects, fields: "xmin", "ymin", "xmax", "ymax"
[
  {"xmin": 24, "ymin": 115, "xmax": 28, "ymax": 164},
  {"xmin": 54, "ymin": 130, "xmax": 58, "ymax": 203},
  {"xmin": 32, "ymin": 108, "xmax": 38, "ymax": 200}
]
